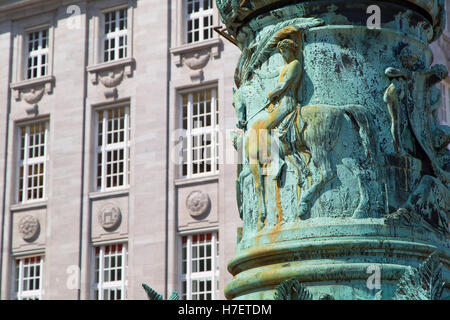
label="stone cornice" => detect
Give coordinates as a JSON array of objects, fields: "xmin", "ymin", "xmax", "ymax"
[
  {"xmin": 88, "ymin": 188, "xmax": 129, "ymax": 200},
  {"xmin": 10, "ymin": 200, "xmax": 47, "ymax": 212},
  {"xmin": 174, "ymin": 174, "xmax": 219, "ymax": 187},
  {"xmin": 87, "ymin": 57, "xmax": 135, "ymax": 84},
  {"xmin": 10, "ymin": 75, "xmax": 54, "ymax": 90},
  {"xmin": 87, "ymin": 57, "xmax": 135, "ymax": 98},
  {"xmin": 170, "ymin": 38, "xmax": 222, "ymax": 66},
  {"xmin": 0, "ymin": 0, "xmax": 44, "ymax": 11},
  {"xmin": 0, "ymin": 0, "xmax": 60, "ymax": 20},
  {"xmin": 10, "ymin": 75, "xmax": 55, "ymax": 103},
  {"xmin": 87, "ymin": 57, "xmax": 135, "ymax": 76}
]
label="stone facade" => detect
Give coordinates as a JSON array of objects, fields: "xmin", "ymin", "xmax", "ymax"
[{"xmin": 0, "ymin": 0, "xmax": 241, "ymax": 300}]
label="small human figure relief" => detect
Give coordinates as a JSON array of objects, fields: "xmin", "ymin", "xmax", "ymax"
[
  {"xmin": 383, "ymin": 47, "xmax": 421, "ymax": 156},
  {"xmin": 384, "ymin": 67, "xmax": 408, "ymax": 155}
]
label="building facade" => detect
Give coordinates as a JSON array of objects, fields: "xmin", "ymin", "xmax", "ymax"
[{"xmin": 0, "ymin": 0, "xmax": 448, "ymax": 300}]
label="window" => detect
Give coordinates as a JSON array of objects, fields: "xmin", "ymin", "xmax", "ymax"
[
  {"xmin": 180, "ymin": 88, "xmax": 219, "ymax": 178},
  {"xmin": 17, "ymin": 121, "xmax": 48, "ymax": 203},
  {"xmin": 179, "ymin": 232, "xmax": 219, "ymax": 300},
  {"xmin": 93, "ymin": 243, "xmax": 127, "ymax": 300},
  {"xmin": 185, "ymin": 0, "xmax": 214, "ymax": 43},
  {"xmin": 14, "ymin": 256, "xmax": 44, "ymax": 300},
  {"xmin": 95, "ymin": 106, "xmax": 130, "ymax": 191},
  {"xmin": 103, "ymin": 8, "xmax": 128, "ymax": 62},
  {"xmin": 26, "ymin": 29, "xmax": 49, "ymax": 79},
  {"xmin": 438, "ymin": 84, "xmax": 450, "ymax": 126}
]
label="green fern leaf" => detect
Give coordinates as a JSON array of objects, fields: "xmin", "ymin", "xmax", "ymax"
[
  {"xmin": 142, "ymin": 283, "xmax": 163, "ymax": 300},
  {"xmin": 394, "ymin": 252, "xmax": 444, "ymax": 300},
  {"xmin": 273, "ymin": 278, "xmax": 313, "ymax": 300},
  {"xmin": 168, "ymin": 290, "xmax": 179, "ymax": 300}
]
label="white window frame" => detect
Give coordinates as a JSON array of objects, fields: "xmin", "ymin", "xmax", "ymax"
[
  {"xmin": 11, "ymin": 14, "xmax": 55, "ymax": 84},
  {"xmin": 179, "ymin": 86, "xmax": 219, "ymax": 179},
  {"xmin": 101, "ymin": 6, "xmax": 129, "ymax": 63},
  {"xmin": 184, "ymin": 0, "xmax": 214, "ymax": 44},
  {"xmin": 92, "ymin": 243, "xmax": 128, "ymax": 300},
  {"xmin": 16, "ymin": 121, "xmax": 49, "ymax": 204},
  {"xmin": 14, "ymin": 256, "xmax": 44, "ymax": 300},
  {"xmin": 94, "ymin": 105, "xmax": 130, "ymax": 192},
  {"xmin": 25, "ymin": 28, "xmax": 49, "ymax": 80},
  {"xmin": 178, "ymin": 231, "xmax": 219, "ymax": 300}
]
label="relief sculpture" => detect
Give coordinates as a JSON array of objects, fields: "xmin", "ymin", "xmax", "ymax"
[
  {"xmin": 230, "ymin": 9, "xmax": 449, "ymax": 238},
  {"xmin": 233, "ymin": 17, "xmax": 387, "ymax": 233}
]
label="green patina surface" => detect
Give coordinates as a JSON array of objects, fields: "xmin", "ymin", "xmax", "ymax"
[{"xmin": 218, "ymin": 0, "xmax": 450, "ymax": 300}]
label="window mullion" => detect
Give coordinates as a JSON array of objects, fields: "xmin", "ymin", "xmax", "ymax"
[
  {"xmin": 114, "ymin": 32, "xmax": 119, "ymax": 62},
  {"xmin": 37, "ymin": 31, "xmax": 42, "ymax": 77},
  {"xmin": 199, "ymin": 5, "xmax": 204, "ymax": 42},
  {"xmin": 114, "ymin": 10, "xmax": 119, "ymax": 60},
  {"xmin": 38, "ymin": 30, "xmax": 42, "ymax": 52},
  {"xmin": 114, "ymin": 10, "xmax": 119, "ymax": 34}
]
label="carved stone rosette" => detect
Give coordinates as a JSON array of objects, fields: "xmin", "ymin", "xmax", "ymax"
[
  {"xmin": 186, "ymin": 190, "xmax": 211, "ymax": 217},
  {"xmin": 219, "ymin": 0, "xmax": 450, "ymax": 300},
  {"xmin": 98, "ymin": 203, "xmax": 122, "ymax": 231},
  {"xmin": 18, "ymin": 215, "xmax": 40, "ymax": 242}
]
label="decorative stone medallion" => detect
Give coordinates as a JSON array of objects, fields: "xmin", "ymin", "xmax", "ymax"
[
  {"xmin": 98, "ymin": 204, "xmax": 122, "ymax": 231},
  {"xmin": 186, "ymin": 191, "xmax": 210, "ymax": 217},
  {"xmin": 18, "ymin": 215, "xmax": 40, "ymax": 241}
]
